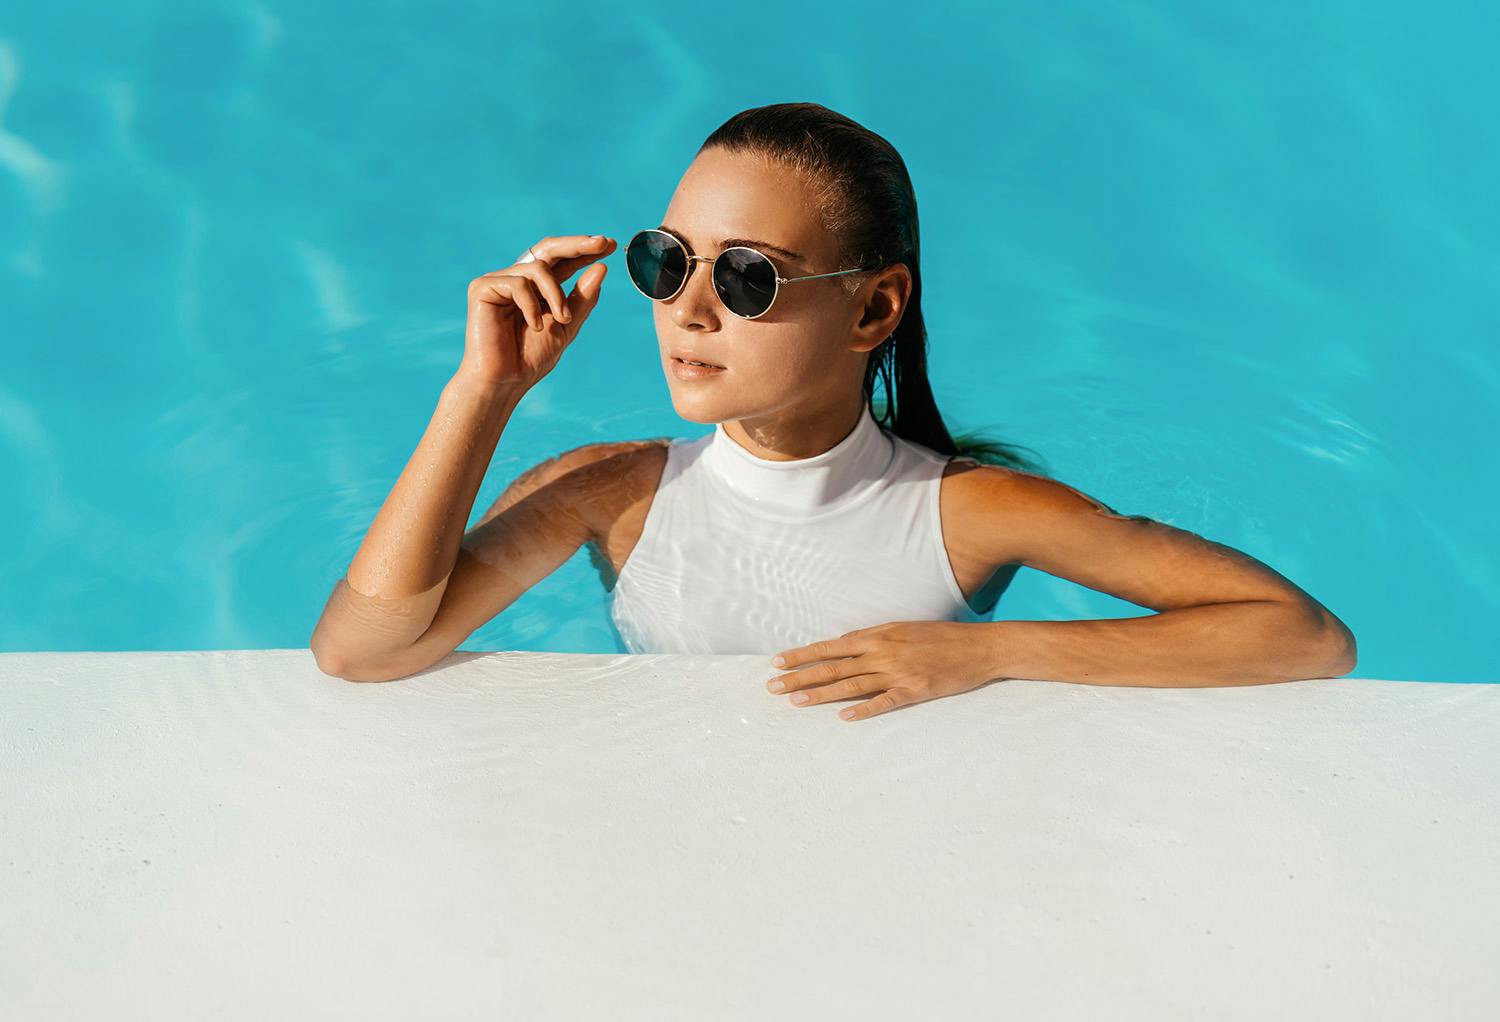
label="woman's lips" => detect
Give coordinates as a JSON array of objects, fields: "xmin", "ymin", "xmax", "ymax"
[{"xmin": 671, "ymin": 357, "xmax": 726, "ymax": 379}]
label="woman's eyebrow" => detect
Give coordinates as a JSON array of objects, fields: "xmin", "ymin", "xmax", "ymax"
[{"xmin": 656, "ymin": 224, "xmax": 804, "ymax": 263}]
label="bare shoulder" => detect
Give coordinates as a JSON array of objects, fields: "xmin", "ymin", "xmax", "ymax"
[
  {"xmin": 939, "ymin": 457, "xmax": 1158, "ymax": 569},
  {"xmin": 473, "ymin": 437, "xmax": 671, "ymax": 540},
  {"xmin": 942, "ymin": 457, "xmax": 1145, "ymax": 521},
  {"xmin": 939, "ymin": 454, "xmax": 1351, "ymax": 628}
]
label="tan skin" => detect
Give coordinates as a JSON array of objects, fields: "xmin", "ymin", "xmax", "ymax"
[{"xmin": 348, "ymin": 146, "xmax": 1357, "ymax": 716}]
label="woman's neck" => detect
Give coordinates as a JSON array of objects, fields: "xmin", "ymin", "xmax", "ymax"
[
  {"xmin": 702, "ymin": 397, "xmax": 892, "ymax": 513},
  {"xmin": 719, "ymin": 395, "xmax": 872, "ymax": 462}
]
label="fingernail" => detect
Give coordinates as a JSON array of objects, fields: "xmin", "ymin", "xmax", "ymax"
[
  {"xmin": 790, "ymin": 692, "xmax": 809, "ymax": 704},
  {"xmin": 767, "ymin": 680, "xmax": 784, "ymax": 692}
]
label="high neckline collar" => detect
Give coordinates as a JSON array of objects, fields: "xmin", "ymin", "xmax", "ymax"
[{"xmin": 701, "ymin": 400, "xmax": 895, "ymax": 515}]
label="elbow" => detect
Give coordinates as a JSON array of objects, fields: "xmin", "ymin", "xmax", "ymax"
[
  {"xmin": 310, "ymin": 643, "xmax": 413, "ymax": 683},
  {"xmin": 1332, "ymin": 643, "xmax": 1358, "ymax": 678},
  {"xmin": 309, "ymin": 627, "xmax": 345, "ymax": 679},
  {"xmin": 310, "ymin": 642, "xmax": 379, "ymax": 683},
  {"xmin": 310, "ymin": 618, "xmax": 378, "ymax": 682},
  {"xmin": 1319, "ymin": 617, "xmax": 1358, "ymax": 678},
  {"xmin": 311, "ymin": 645, "xmax": 356, "ymax": 681}
]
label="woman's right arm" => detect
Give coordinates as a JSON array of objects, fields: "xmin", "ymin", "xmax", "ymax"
[{"xmin": 309, "ymin": 233, "xmax": 616, "ymax": 679}]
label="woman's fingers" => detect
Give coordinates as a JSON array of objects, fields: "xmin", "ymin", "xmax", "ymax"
[
  {"xmin": 527, "ymin": 235, "xmax": 617, "ymax": 296},
  {"xmin": 512, "ymin": 235, "xmax": 616, "ymax": 331},
  {"xmin": 527, "ymin": 234, "xmax": 615, "ymax": 277},
  {"xmin": 563, "ymin": 261, "xmax": 608, "ymax": 327},
  {"xmin": 510, "ymin": 260, "xmax": 572, "ymax": 325},
  {"xmin": 473, "ymin": 274, "xmax": 544, "ymax": 334},
  {"xmin": 470, "ymin": 234, "xmax": 615, "ymax": 337}
]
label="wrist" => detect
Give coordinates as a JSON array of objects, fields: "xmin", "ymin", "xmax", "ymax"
[
  {"xmin": 448, "ymin": 369, "xmax": 526, "ymax": 407},
  {"xmin": 981, "ymin": 619, "xmax": 1022, "ymax": 681}
]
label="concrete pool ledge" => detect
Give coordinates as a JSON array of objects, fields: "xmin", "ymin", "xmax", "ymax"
[{"xmin": 2, "ymin": 650, "xmax": 1495, "ymax": 1019}]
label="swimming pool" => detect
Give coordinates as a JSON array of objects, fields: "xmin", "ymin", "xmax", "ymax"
[{"xmin": 0, "ymin": 2, "xmax": 1493, "ymax": 681}]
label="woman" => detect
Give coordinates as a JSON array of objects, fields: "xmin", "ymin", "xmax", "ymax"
[{"xmin": 311, "ymin": 103, "xmax": 1357, "ymax": 717}]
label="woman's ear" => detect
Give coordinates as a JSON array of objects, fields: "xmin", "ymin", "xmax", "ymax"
[{"xmin": 853, "ymin": 263, "xmax": 911, "ymax": 350}]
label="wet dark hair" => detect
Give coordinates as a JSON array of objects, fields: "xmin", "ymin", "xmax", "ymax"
[{"xmin": 699, "ymin": 102, "xmax": 1049, "ymax": 475}]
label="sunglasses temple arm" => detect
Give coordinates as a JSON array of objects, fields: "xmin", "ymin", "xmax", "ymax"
[{"xmin": 782, "ymin": 267, "xmax": 874, "ymax": 283}]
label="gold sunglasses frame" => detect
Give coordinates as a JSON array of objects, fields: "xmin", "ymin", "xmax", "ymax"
[{"xmin": 623, "ymin": 227, "xmax": 874, "ymax": 320}]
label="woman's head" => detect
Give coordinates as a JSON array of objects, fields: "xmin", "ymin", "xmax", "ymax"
[
  {"xmin": 649, "ymin": 144, "xmax": 906, "ymax": 428},
  {"xmin": 649, "ymin": 102, "xmax": 1046, "ymax": 473}
]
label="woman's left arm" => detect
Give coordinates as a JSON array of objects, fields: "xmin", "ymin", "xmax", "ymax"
[
  {"xmin": 971, "ymin": 466, "xmax": 1358, "ymax": 687},
  {"xmin": 769, "ymin": 468, "xmax": 1358, "ymax": 718}
]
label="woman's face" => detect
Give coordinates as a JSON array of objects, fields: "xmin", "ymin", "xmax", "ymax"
[{"xmin": 649, "ymin": 147, "xmax": 890, "ymax": 425}]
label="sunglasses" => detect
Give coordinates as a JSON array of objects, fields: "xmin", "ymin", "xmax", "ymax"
[{"xmin": 623, "ymin": 227, "xmax": 874, "ymax": 320}]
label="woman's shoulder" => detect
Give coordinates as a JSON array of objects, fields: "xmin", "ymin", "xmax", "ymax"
[
  {"xmin": 560, "ymin": 436, "xmax": 674, "ymax": 525},
  {"xmin": 558, "ymin": 437, "xmax": 672, "ymax": 494},
  {"xmin": 473, "ymin": 437, "xmax": 671, "ymax": 532},
  {"xmin": 553, "ymin": 438, "xmax": 676, "ymax": 559},
  {"xmin": 938, "ymin": 457, "xmax": 1139, "ymax": 527}
]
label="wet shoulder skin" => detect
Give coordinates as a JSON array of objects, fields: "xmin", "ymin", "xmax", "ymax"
[{"xmin": 936, "ymin": 457, "xmax": 1355, "ymax": 648}]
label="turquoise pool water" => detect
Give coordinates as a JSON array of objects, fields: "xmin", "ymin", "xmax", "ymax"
[{"xmin": 2, "ymin": 3, "xmax": 1494, "ymax": 681}]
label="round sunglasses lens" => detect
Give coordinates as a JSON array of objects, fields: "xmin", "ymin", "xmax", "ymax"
[
  {"xmin": 713, "ymin": 248, "xmax": 778, "ymax": 318},
  {"xmin": 625, "ymin": 231, "xmax": 688, "ymax": 300}
]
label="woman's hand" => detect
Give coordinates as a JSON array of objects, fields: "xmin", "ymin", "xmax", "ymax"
[
  {"xmin": 459, "ymin": 234, "xmax": 616, "ymax": 391},
  {"xmin": 765, "ymin": 621, "xmax": 1012, "ymax": 722}
]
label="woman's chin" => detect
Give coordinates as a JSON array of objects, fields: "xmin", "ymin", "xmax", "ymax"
[{"xmin": 666, "ymin": 386, "xmax": 735, "ymax": 425}]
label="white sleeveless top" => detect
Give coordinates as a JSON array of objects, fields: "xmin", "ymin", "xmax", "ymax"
[{"xmin": 607, "ymin": 401, "xmax": 991, "ymax": 654}]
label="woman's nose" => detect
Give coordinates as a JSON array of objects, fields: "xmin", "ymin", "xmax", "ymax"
[{"xmin": 670, "ymin": 257, "xmax": 722, "ymax": 325}]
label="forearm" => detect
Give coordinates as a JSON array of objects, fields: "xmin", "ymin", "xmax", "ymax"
[
  {"xmin": 347, "ymin": 373, "xmax": 523, "ymax": 596},
  {"xmin": 313, "ymin": 373, "xmax": 523, "ymax": 665},
  {"xmin": 986, "ymin": 600, "xmax": 1355, "ymax": 688}
]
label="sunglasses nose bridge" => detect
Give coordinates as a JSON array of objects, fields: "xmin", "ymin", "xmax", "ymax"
[{"xmin": 673, "ymin": 252, "xmax": 719, "ymax": 303}]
